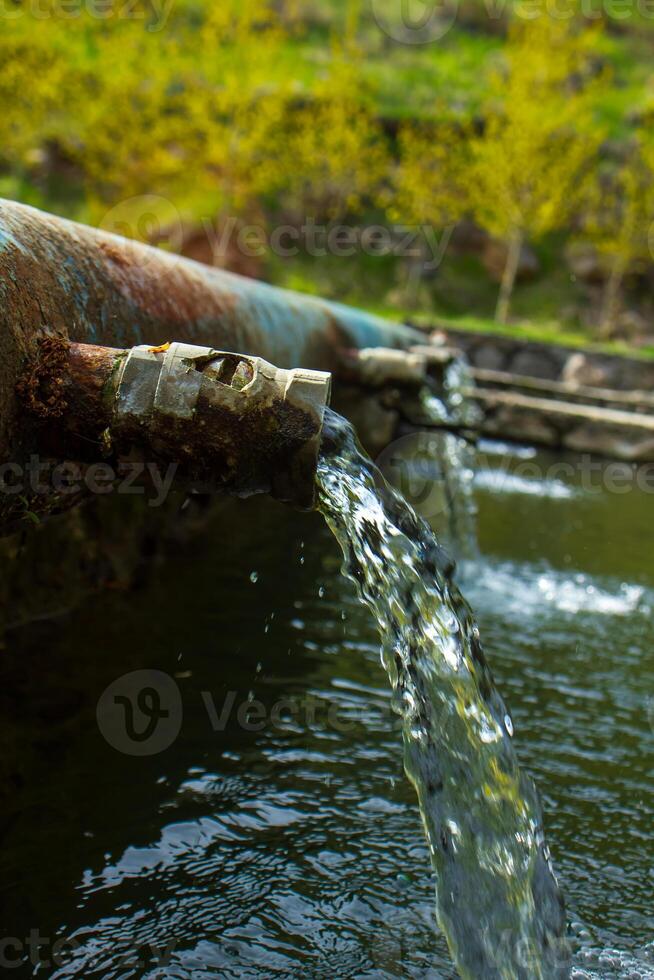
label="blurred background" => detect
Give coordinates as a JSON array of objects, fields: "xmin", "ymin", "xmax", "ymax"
[{"xmin": 3, "ymin": 0, "xmax": 654, "ymax": 351}]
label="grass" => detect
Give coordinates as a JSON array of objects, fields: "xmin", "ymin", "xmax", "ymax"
[
  {"xmin": 413, "ymin": 312, "xmax": 654, "ymax": 361},
  {"xmin": 285, "ymin": 5, "xmax": 654, "ymax": 134},
  {"xmin": 268, "ymin": 241, "xmax": 654, "ymax": 361}
]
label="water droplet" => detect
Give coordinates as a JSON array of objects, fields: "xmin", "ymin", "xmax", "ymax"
[
  {"xmin": 249, "ymin": 571, "xmax": 258, "ymax": 583},
  {"xmin": 504, "ymin": 714, "xmax": 514, "ymax": 737}
]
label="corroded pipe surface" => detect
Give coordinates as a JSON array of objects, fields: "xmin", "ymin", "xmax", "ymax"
[
  {"xmin": 16, "ymin": 339, "xmax": 332, "ymax": 512},
  {"xmin": 0, "ymin": 200, "xmax": 422, "ymax": 465}
]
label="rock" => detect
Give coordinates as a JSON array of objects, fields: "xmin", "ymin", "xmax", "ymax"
[
  {"xmin": 481, "ymin": 238, "xmax": 540, "ymax": 283},
  {"xmin": 614, "ymin": 310, "xmax": 650, "ymax": 341},
  {"xmin": 474, "ymin": 342, "xmax": 507, "ymax": 371},
  {"xmin": 181, "ymin": 222, "xmax": 265, "ymax": 279},
  {"xmin": 511, "ymin": 349, "xmax": 560, "ymax": 379},
  {"xmin": 484, "ymin": 406, "xmax": 559, "ymax": 446},
  {"xmin": 564, "ymin": 425, "xmax": 654, "ymax": 462},
  {"xmin": 429, "ymin": 330, "xmax": 450, "ymax": 348},
  {"xmin": 565, "ymin": 242, "xmax": 608, "ymax": 284},
  {"xmin": 449, "ymin": 219, "xmax": 488, "ymax": 255},
  {"xmin": 561, "ymin": 353, "xmax": 614, "ymax": 388},
  {"xmin": 333, "ymin": 388, "xmax": 399, "ymax": 458}
]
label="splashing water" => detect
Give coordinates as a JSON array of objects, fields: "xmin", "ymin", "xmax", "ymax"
[
  {"xmin": 442, "ymin": 354, "xmax": 482, "ymax": 560},
  {"xmin": 405, "ymin": 353, "xmax": 480, "ymax": 560},
  {"xmin": 418, "ymin": 388, "xmax": 479, "ymax": 561},
  {"xmin": 316, "ymin": 409, "xmax": 570, "ymax": 979},
  {"xmin": 444, "ymin": 352, "xmax": 482, "ymax": 431}
]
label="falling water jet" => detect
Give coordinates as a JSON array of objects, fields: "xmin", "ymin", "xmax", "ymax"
[
  {"xmin": 415, "ymin": 371, "xmax": 479, "ymax": 561},
  {"xmin": 316, "ymin": 408, "xmax": 571, "ymax": 980},
  {"xmin": 442, "ymin": 354, "xmax": 482, "ymax": 561}
]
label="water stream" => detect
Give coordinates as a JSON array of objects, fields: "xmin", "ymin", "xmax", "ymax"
[
  {"xmin": 416, "ymin": 387, "xmax": 479, "ymax": 561},
  {"xmin": 382, "ymin": 354, "xmax": 480, "ymax": 560},
  {"xmin": 441, "ymin": 356, "xmax": 482, "ymax": 560},
  {"xmin": 316, "ymin": 409, "xmax": 570, "ymax": 979}
]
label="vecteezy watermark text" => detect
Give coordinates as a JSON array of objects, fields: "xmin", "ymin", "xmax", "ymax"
[
  {"xmin": 97, "ymin": 197, "xmax": 454, "ymax": 273},
  {"xmin": 370, "ymin": 0, "xmax": 654, "ymax": 46},
  {"xmin": 193, "ymin": 217, "xmax": 453, "ymax": 271},
  {"xmin": 0, "ymin": 931, "xmax": 177, "ymax": 970},
  {"xmin": 378, "ymin": 435, "xmax": 654, "ymax": 521},
  {"xmin": 0, "ymin": 456, "xmax": 177, "ymax": 507},
  {"xmin": 0, "ymin": 0, "xmax": 175, "ymax": 31}
]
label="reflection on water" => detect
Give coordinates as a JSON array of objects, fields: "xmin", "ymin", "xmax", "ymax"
[
  {"xmin": 462, "ymin": 561, "xmax": 649, "ymax": 619},
  {"xmin": 474, "ymin": 469, "xmax": 578, "ymax": 501},
  {"xmin": 0, "ymin": 444, "xmax": 652, "ymax": 978}
]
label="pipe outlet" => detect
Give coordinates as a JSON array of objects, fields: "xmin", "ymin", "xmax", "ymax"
[
  {"xmin": 110, "ymin": 343, "xmax": 331, "ymax": 509},
  {"xmin": 340, "ymin": 347, "xmax": 428, "ymax": 388},
  {"xmin": 16, "ymin": 339, "xmax": 332, "ymax": 513}
]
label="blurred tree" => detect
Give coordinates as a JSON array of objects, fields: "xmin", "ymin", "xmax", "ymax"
[
  {"xmin": 70, "ymin": 2, "xmax": 291, "ymax": 231},
  {"xmin": 279, "ymin": 51, "xmax": 387, "ymax": 219},
  {"xmin": 0, "ymin": 1, "xmax": 292, "ymax": 253},
  {"xmin": 0, "ymin": 18, "xmax": 69, "ymax": 172},
  {"xmin": 0, "ymin": 0, "xmax": 386, "ymax": 266},
  {"xmin": 385, "ymin": 119, "xmax": 463, "ymax": 306},
  {"xmin": 458, "ymin": 14, "xmax": 605, "ymax": 323},
  {"xmin": 583, "ymin": 137, "xmax": 654, "ymax": 337},
  {"xmin": 278, "ymin": 0, "xmax": 388, "ymax": 221}
]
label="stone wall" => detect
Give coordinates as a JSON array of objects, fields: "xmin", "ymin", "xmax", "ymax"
[
  {"xmin": 433, "ymin": 328, "xmax": 654, "ymax": 462},
  {"xmin": 440, "ymin": 328, "xmax": 654, "ymax": 391}
]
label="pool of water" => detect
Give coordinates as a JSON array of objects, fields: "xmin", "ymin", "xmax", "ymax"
[{"xmin": 0, "ymin": 443, "xmax": 652, "ymax": 978}]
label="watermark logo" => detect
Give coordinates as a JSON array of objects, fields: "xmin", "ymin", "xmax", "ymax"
[
  {"xmin": 96, "ymin": 197, "xmax": 453, "ymax": 271},
  {"xmin": 369, "ymin": 0, "xmax": 654, "ymax": 46},
  {"xmin": 377, "ymin": 431, "xmax": 451, "ymax": 521},
  {"xmin": 98, "ymin": 194, "xmax": 184, "ymax": 265},
  {"xmin": 97, "ymin": 670, "xmax": 183, "ymax": 756},
  {"xmin": 97, "ymin": 673, "xmax": 403, "ymax": 755},
  {"xmin": 371, "ymin": 0, "xmax": 460, "ymax": 44},
  {"xmin": 196, "ymin": 216, "xmax": 451, "ymax": 269}
]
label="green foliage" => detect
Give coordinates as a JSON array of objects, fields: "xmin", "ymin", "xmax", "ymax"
[
  {"xmin": 0, "ymin": 0, "xmax": 383, "ymax": 231},
  {"xmin": 386, "ymin": 120, "xmax": 464, "ymax": 230},
  {"xmin": 0, "ymin": 14, "xmax": 70, "ymax": 168},
  {"xmin": 463, "ymin": 15, "xmax": 606, "ymax": 242},
  {"xmin": 583, "ymin": 134, "xmax": 654, "ymax": 333},
  {"xmin": 2, "ymin": 0, "xmax": 654, "ymax": 348},
  {"xmin": 279, "ymin": 44, "xmax": 389, "ymax": 219},
  {"xmin": 585, "ymin": 137, "xmax": 654, "ymax": 265},
  {"xmin": 390, "ymin": 13, "xmax": 608, "ymax": 323}
]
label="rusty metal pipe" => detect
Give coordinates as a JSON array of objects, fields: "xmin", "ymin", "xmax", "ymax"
[
  {"xmin": 0, "ymin": 200, "xmax": 422, "ymax": 469},
  {"xmin": 15, "ymin": 339, "xmax": 332, "ymax": 512}
]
